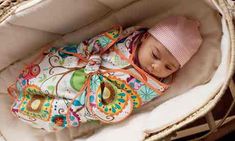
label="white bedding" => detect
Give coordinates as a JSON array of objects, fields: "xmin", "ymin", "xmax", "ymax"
[{"xmin": 0, "ymin": 0, "xmax": 224, "ymax": 141}]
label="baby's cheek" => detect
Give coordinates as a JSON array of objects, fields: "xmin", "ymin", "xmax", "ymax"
[
  {"xmin": 145, "ymin": 53, "xmax": 152, "ymax": 62},
  {"xmin": 166, "ymin": 70, "xmax": 175, "ymax": 77},
  {"xmin": 139, "ymin": 53, "xmax": 147, "ymax": 64},
  {"xmin": 157, "ymin": 68, "xmax": 168, "ymax": 76}
]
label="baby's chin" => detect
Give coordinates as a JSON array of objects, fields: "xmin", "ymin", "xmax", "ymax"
[
  {"xmin": 151, "ymin": 74, "xmax": 165, "ymax": 79},
  {"xmin": 141, "ymin": 67, "xmax": 164, "ymax": 79},
  {"xmin": 139, "ymin": 64, "xmax": 169, "ymax": 79}
]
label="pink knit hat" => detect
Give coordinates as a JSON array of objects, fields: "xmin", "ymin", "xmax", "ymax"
[{"xmin": 148, "ymin": 16, "xmax": 203, "ymax": 68}]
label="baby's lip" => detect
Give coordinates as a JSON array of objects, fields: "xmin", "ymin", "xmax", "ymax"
[{"xmin": 144, "ymin": 67, "xmax": 152, "ymax": 74}]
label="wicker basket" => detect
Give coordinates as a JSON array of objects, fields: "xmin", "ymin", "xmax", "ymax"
[{"xmin": 0, "ymin": 0, "xmax": 234, "ymax": 141}]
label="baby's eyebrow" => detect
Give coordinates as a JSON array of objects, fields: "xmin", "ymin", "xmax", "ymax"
[
  {"xmin": 159, "ymin": 46, "xmax": 178, "ymax": 69},
  {"xmin": 155, "ymin": 47, "xmax": 161, "ymax": 58},
  {"xmin": 156, "ymin": 46, "xmax": 177, "ymax": 69},
  {"xmin": 168, "ymin": 62, "xmax": 177, "ymax": 69}
]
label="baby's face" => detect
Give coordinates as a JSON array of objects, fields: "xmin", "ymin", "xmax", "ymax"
[{"xmin": 137, "ymin": 33, "xmax": 180, "ymax": 78}]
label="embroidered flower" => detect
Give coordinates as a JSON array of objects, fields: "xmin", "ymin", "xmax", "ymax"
[
  {"xmin": 138, "ymin": 85, "xmax": 157, "ymax": 102},
  {"xmin": 127, "ymin": 77, "xmax": 143, "ymax": 90},
  {"xmin": 90, "ymin": 75, "xmax": 102, "ymax": 91},
  {"xmin": 58, "ymin": 44, "xmax": 78, "ymax": 58},
  {"xmin": 51, "ymin": 115, "xmax": 67, "ymax": 127}
]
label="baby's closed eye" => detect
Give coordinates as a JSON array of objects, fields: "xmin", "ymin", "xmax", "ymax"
[
  {"xmin": 152, "ymin": 51, "xmax": 158, "ymax": 60},
  {"xmin": 165, "ymin": 65, "xmax": 172, "ymax": 70}
]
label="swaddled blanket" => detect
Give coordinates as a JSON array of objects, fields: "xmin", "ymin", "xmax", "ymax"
[{"xmin": 7, "ymin": 25, "xmax": 169, "ymax": 132}]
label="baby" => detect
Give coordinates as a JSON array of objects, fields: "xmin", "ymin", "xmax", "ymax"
[
  {"xmin": 137, "ymin": 16, "xmax": 202, "ymax": 79},
  {"xmin": 8, "ymin": 16, "xmax": 202, "ymax": 132}
]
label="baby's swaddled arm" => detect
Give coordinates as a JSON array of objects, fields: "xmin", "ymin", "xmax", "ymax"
[{"xmin": 55, "ymin": 25, "xmax": 122, "ymax": 63}]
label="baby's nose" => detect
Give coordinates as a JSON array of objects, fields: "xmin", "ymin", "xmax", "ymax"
[{"xmin": 152, "ymin": 63, "xmax": 161, "ymax": 72}]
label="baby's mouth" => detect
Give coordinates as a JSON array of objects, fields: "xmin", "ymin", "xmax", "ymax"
[
  {"xmin": 144, "ymin": 67, "xmax": 152, "ymax": 75},
  {"xmin": 145, "ymin": 66, "xmax": 160, "ymax": 78}
]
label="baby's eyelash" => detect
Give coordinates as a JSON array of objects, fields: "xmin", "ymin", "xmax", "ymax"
[
  {"xmin": 152, "ymin": 52, "xmax": 159, "ymax": 60},
  {"xmin": 165, "ymin": 65, "xmax": 172, "ymax": 70}
]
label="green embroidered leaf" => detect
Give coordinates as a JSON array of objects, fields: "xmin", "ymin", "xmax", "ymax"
[
  {"xmin": 105, "ymin": 107, "xmax": 108, "ymax": 112},
  {"xmin": 44, "ymin": 103, "xmax": 50, "ymax": 107},
  {"xmin": 38, "ymin": 74, "xmax": 47, "ymax": 83},
  {"xmin": 47, "ymin": 85, "xmax": 55, "ymax": 93},
  {"xmin": 59, "ymin": 59, "xmax": 65, "ymax": 65},
  {"xmin": 113, "ymin": 34, "xmax": 118, "ymax": 38},
  {"xmin": 112, "ymin": 106, "xmax": 116, "ymax": 113},
  {"xmin": 115, "ymin": 104, "xmax": 121, "ymax": 109},
  {"xmin": 26, "ymin": 94, "xmax": 30, "ymax": 99},
  {"xmin": 70, "ymin": 69, "xmax": 87, "ymax": 91},
  {"xmin": 131, "ymin": 95, "xmax": 137, "ymax": 99},
  {"xmin": 130, "ymin": 82, "xmax": 134, "ymax": 88},
  {"xmin": 43, "ymin": 110, "xmax": 49, "ymax": 114},
  {"xmin": 99, "ymin": 37, "xmax": 111, "ymax": 47},
  {"xmin": 118, "ymin": 93, "xmax": 125, "ymax": 97},
  {"xmin": 121, "ymin": 84, "xmax": 125, "ymax": 89},
  {"xmin": 98, "ymin": 102, "xmax": 102, "ymax": 107},
  {"xmin": 118, "ymin": 99, "xmax": 125, "ymax": 103}
]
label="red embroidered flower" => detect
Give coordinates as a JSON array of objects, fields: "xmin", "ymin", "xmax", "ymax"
[{"xmin": 51, "ymin": 115, "xmax": 67, "ymax": 127}]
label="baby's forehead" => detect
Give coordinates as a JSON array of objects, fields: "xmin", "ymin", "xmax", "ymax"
[
  {"xmin": 147, "ymin": 37, "xmax": 180, "ymax": 67},
  {"xmin": 147, "ymin": 35, "xmax": 166, "ymax": 49}
]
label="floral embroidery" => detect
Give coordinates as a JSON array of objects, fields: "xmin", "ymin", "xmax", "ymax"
[
  {"xmin": 58, "ymin": 44, "xmax": 78, "ymax": 58},
  {"xmin": 19, "ymin": 85, "xmax": 53, "ymax": 121},
  {"xmin": 70, "ymin": 69, "xmax": 87, "ymax": 91},
  {"xmin": 127, "ymin": 77, "xmax": 143, "ymax": 90},
  {"xmin": 51, "ymin": 114, "xmax": 67, "ymax": 127},
  {"xmin": 138, "ymin": 85, "xmax": 158, "ymax": 103},
  {"xmin": 8, "ymin": 26, "xmax": 167, "ymax": 131},
  {"xmin": 19, "ymin": 64, "xmax": 40, "ymax": 84}
]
